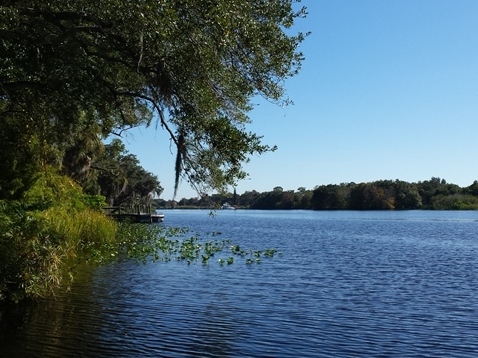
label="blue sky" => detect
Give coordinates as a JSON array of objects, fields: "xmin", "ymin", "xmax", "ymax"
[{"xmin": 122, "ymin": 0, "xmax": 478, "ymax": 199}]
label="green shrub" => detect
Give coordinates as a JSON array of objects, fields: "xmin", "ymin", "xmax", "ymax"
[
  {"xmin": 0, "ymin": 170, "xmax": 117, "ymax": 302},
  {"xmin": 1, "ymin": 170, "xmax": 278, "ymax": 303}
]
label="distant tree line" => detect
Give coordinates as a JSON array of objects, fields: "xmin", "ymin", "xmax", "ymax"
[{"xmin": 157, "ymin": 177, "xmax": 478, "ymax": 210}]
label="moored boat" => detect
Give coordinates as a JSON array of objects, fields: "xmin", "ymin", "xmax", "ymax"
[
  {"xmin": 151, "ymin": 213, "xmax": 165, "ymax": 223},
  {"xmin": 221, "ymin": 202, "xmax": 236, "ymax": 210}
]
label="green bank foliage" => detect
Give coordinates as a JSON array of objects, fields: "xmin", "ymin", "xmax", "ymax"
[
  {"xmin": 0, "ymin": 171, "xmax": 116, "ymax": 302},
  {"xmin": 0, "ymin": 170, "xmax": 280, "ymax": 303},
  {"xmin": 161, "ymin": 178, "xmax": 478, "ymax": 210},
  {"xmin": 0, "ymin": 1, "xmax": 304, "ymax": 302}
]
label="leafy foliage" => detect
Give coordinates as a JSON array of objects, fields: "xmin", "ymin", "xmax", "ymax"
[
  {"xmin": 0, "ymin": 169, "xmax": 281, "ymax": 303},
  {"xmin": 0, "ymin": 0, "xmax": 307, "ymax": 197},
  {"xmin": 0, "ymin": 172, "xmax": 116, "ymax": 302},
  {"xmin": 0, "ymin": 1, "xmax": 303, "ymax": 303},
  {"xmin": 93, "ymin": 139, "xmax": 163, "ymax": 206},
  {"xmin": 113, "ymin": 225, "xmax": 280, "ymax": 266}
]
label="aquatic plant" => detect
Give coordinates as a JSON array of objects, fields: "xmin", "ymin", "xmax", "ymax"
[
  {"xmin": 0, "ymin": 171, "xmax": 281, "ymax": 303},
  {"xmin": 113, "ymin": 226, "xmax": 279, "ymax": 267}
]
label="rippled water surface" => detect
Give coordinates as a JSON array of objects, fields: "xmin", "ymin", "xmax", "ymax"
[{"xmin": 2, "ymin": 210, "xmax": 478, "ymax": 357}]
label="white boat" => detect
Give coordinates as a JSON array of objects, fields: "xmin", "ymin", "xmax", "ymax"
[
  {"xmin": 221, "ymin": 202, "xmax": 236, "ymax": 210},
  {"xmin": 151, "ymin": 213, "xmax": 165, "ymax": 223}
]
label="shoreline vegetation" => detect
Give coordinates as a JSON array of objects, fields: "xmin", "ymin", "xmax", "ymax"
[
  {"xmin": 159, "ymin": 177, "xmax": 478, "ymax": 211},
  {"xmin": 0, "ymin": 1, "xmax": 305, "ymax": 304},
  {"xmin": 0, "ymin": 170, "xmax": 279, "ymax": 304},
  {"xmin": 1, "ymin": 174, "xmax": 474, "ymax": 304}
]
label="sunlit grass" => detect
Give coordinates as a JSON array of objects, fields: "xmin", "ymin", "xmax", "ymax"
[{"xmin": 0, "ymin": 202, "xmax": 281, "ymax": 303}]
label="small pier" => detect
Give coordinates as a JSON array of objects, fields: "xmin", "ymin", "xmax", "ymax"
[{"xmin": 104, "ymin": 205, "xmax": 164, "ymax": 223}]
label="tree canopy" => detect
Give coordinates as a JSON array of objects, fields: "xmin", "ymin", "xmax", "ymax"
[{"xmin": 0, "ymin": 0, "xmax": 307, "ymax": 198}]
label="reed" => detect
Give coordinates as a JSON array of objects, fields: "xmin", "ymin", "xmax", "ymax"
[
  {"xmin": 38, "ymin": 208, "xmax": 117, "ymax": 247},
  {"xmin": 0, "ymin": 170, "xmax": 120, "ymax": 302},
  {"xmin": 0, "ymin": 170, "xmax": 281, "ymax": 303}
]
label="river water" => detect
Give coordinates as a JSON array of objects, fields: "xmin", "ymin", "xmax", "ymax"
[{"xmin": 1, "ymin": 210, "xmax": 478, "ymax": 357}]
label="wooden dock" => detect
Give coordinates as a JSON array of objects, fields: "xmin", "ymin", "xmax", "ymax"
[
  {"xmin": 110, "ymin": 213, "xmax": 164, "ymax": 223},
  {"xmin": 104, "ymin": 206, "xmax": 164, "ymax": 223}
]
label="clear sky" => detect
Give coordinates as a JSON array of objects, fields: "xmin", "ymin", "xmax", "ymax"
[{"xmin": 121, "ymin": 0, "xmax": 478, "ymax": 200}]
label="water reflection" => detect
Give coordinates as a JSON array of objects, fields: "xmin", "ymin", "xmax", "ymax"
[
  {"xmin": 186, "ymin": 300, "xmax": 237, "ymax": 356},
  {"xmin": 2, "ymin": 210, "xmax": 478, "ymax": 357},
  {"xmin": 0, "ymin": 278, "xmax": 102, "ymax": 357},
  {"xmin": 84, "ymin": 261, "xmax": 243, "ymax": 357}
]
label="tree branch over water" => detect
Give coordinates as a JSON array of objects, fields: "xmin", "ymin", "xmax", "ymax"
[{"xmin": 0, "ymin": 0, "xmax": 307, "ymax": 198}]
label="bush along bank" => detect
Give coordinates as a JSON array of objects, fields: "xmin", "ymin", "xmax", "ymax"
[{"xmin": 0, "ymin": 171, "xmax": 280, "ymax": 303}]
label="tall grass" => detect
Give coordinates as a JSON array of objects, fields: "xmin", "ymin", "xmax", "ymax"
[
  {"xmin": 39, "ymin": 208, "xmax": 117, "ymax": 248},
  {"xmin": 0, "ymin": 170, "xmax": 119, "ymax": 302},
  {"xmin": 0, "ymin": 205, "xmax": 118, "ymax": 302},
  {"xmin": 0, "ymin": 169, "xmax": 280, "ymax": 303}
]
